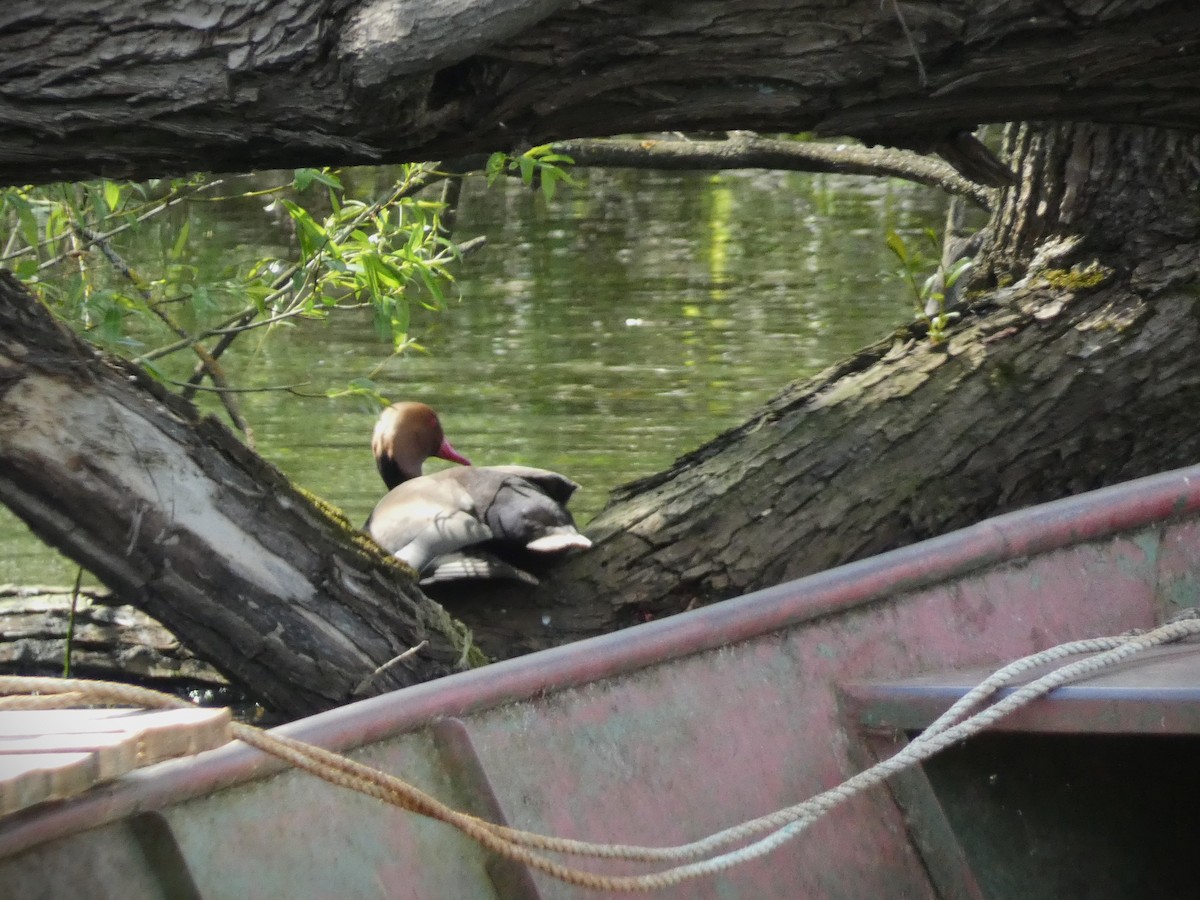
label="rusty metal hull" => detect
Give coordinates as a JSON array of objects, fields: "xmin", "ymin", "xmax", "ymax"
[{"xmin": 5, "ymin": 464, "xmax": 1200, "ymax": 898}]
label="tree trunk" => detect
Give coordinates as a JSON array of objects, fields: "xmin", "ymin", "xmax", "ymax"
[
  {"xmin": 982, "ymin": 123, "xmax": 1200, "ymax": 272},
  {"xmin": 438, "ymin": 123, "xmax": 1200, "ymax": 659},
  {"xmin": 1, "ymin": 1, "xmax": 1197, "ymax": 184},
  {"xmin": 0, "ymin": 280, "xmax": 478, "ymax": 718}
]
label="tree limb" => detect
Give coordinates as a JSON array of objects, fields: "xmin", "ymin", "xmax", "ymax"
[
  {"xmin": 551, "ymin": 136, "xmax": 992, "ymax": 208},
  {"xmin": 1, "ymin": 1, "xmax": 1196, "ymax": 185},
  {"xmin": 0, "ymin": 273, "xmax": 482, "ymax": 718}
]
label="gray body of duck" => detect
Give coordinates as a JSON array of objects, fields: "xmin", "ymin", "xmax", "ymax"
[{"xmin": 365, "ymin": 402, "xmax": 592, "ymax": 584}]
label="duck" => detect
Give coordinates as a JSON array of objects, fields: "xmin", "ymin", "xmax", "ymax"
[{"xmin": 365, "ymin": 402, "xmax": 592, "ymax": 585}]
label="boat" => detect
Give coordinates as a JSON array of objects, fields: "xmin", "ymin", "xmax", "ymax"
[{"xmin": 4, "ymin": 463, "xmax": 1200, "ymax": 898}]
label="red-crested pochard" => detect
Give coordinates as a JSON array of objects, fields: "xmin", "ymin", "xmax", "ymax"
[{"xmin": 365, "ymin": 402, "xmax": 592, "ymax": 584}]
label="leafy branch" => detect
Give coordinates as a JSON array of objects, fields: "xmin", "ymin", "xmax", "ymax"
[
  {"xmin": 886, "ymin": 228, "xmax": 973, "ymax": 344},
  {"xmin": 1, "ymin": 162, "xmax": 466, "ymax": 361},
  {"xmin": 486, "ymin": 145, "xmax": 576, "ymax": 202}
]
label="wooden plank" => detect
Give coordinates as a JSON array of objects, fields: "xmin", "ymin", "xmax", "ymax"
[
  {"xmin": 0, "ymin": 731, "xmax": 139, "ymax": 778},
  {"xmin": 0, "ymin": 708, "xmax": 232, "ymax": 818},
  {"xmin": 0, "ymin": 752, "xmax": 100, "ymax": 818},
  {"xmin": 0, "ymin": 708, "xmax": 230, "ymax": 752},
  {"xmin": 0, "ymin": 708, "xmax": 143, "ymax": 737},
  {"xmin": 123, "ymin": 708, "xmax": 232, "ymax": 764}
]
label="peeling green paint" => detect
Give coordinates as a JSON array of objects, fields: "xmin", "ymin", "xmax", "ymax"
[
  {"xmin": 1161, "ymin": 579, "xmax": 1200, "ymax": 611},
  {"xmin": 1132, "ymin": 531, "xmax": 1161, "ymax": 567}
]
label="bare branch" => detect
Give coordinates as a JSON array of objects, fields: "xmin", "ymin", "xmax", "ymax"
[{"xmin": 551, "ymin": 136, "xmax": 992, "ymax": 209}]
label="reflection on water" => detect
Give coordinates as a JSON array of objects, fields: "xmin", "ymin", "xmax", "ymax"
[{"xmin": 0, "ymin": 167, "xmax": 951, "ymax": 584}]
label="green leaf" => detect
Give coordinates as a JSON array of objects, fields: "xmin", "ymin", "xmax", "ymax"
[
  {"xmin": 517, "ymin": 155, "xmax": 536, "ymax": 185},
  {"xmin": 13, "ymin": 258, "xmax": 39, "ymax": 279},
  {"xmin": 45, "ymin": 205, "xmax": 67, "ymax": 245},
  {"xmin": 103, "ymin": 180, "xmax": 122, "ymax": 212},
  {"xmin": 7, "ymin": 192, "xmax": 39, "ymax": 247},
  {"xmin": 312, "ymin": 169, "xmax": 343, "ymax": 191},
  {"xmin": 242, "ymin": 283, "xmax": 272, "ymax": 314},
  {"xmin": 280, "ymin": 199, "xmax": 327, "ymax": 262},
  {"xmin": 102, "ymin": 306, "xmax": 126, "ymax": 340},
  {"xmin": 885, "ymin": 230, "xmax": 909, "ymax": 265},
  {"xmin": 326, "ymin": 377, "xmax": 388, "ymax": 403},
  {"xmin": 292, "ymin": 169, "xmax": 317, "ymax": 192},
  {"xmin": 170, "ymin": 219, "xmax": 191, "ymax": 260},
  {"xmin": 486, "ymin": 152, "xmax": 508, "ymax": 185},
  {"xmin": 361, "ymin": 255, "xmax": 383, "ymax": 302},
  {"xmin": 389, "ymin": 302, "xmax": 410, "ymax": 351},
  {"xmin": 362, "ymin": 252, "xmax": 404, "ymax": 291},
  {"xmin": 417, "ymin": 266, "xmax": 445, "ymax": 307},
  {"xmin": 922, "ymin": 272, "xmax": 944, "ymax": 304},
  {"xmin": 944, "ymin": 257, "xmax": 974, "ymax": 289}
]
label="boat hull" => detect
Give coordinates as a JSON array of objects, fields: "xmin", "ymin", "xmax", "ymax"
[{"xmin": 5, "ymin": 464, "xmax": 1200, "ymax": 898}]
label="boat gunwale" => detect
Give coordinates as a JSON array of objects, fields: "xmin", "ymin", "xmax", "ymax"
[{"xmin": 4, "ymin": 463, "xmax": 1200, "ymax": 858}]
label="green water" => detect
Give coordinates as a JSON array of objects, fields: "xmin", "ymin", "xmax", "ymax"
[{"xmin": 0, "ymin": 167, "xmax": 953, "ymax": 584}]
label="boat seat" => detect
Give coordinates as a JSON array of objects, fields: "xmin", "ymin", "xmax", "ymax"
[{"xmin": 849, "ymin": 639, "xmax": 1200, "ymax": 737}]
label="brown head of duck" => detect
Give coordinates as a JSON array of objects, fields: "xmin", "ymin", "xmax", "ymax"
[{"xmin": 371, "ymin": 401, "xmax": 473, "ymax": 489}]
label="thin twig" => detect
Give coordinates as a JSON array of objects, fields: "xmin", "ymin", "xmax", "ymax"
[
  {"xmin": 885, "ymin": 0, "xmax": 927, "ymax": 87},
  {"xmin": 164, "ymin": 379, "xmax": 312, "ymax": 394},
  {"xmin": 351, "ymin": 641, "xmax": 430, "ymax": 696}
]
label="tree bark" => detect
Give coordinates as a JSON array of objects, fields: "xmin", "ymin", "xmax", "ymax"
[
  {"xmin": 982, "ymin": 123, "xmax": 1200, "ymax": 273},
  {"xmin": 0, "ymin": 585, "xmax": 225, "ymax": 690},
  {"xmin": 435, "ymin": 123, "xmax": 1200, "ymax": 659},
  {"xmin": 0, "ymin": 280, "xmax": 479, "ymax": 718},
  {"xmin": 1, "ymin": 1, "xmax": 1197, "ymax": 185}
]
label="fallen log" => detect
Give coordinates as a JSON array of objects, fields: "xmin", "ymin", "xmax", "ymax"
[{"xmin": 0, "ymin": 584, "xmax": 224, "ymax": 690}]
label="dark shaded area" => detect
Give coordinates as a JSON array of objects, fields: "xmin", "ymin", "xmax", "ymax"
[{"xmin": 923, "ymin": 733, "xmax": 1200, "ymax": 899}]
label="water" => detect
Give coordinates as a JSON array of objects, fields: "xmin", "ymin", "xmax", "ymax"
[{"xmin": 0, "ymin": 166, "xmax": 952, "ymax": 584}]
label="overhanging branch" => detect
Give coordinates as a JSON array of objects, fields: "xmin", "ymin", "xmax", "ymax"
[{"xmin": 552, "ymin": 136, "xmax": 993, "ymax": 208}]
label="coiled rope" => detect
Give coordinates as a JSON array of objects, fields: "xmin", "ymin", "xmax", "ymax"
[{"xmin": 3, "ymin": 618, "xmax": 1198, "ymax": 892}]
